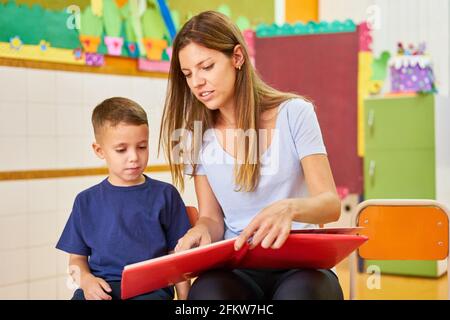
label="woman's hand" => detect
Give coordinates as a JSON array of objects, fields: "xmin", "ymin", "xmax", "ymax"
[
  {"xmin": 234, "ymin": 199, "xmax": 294, "ymax": 251},
  {"xmin": 80, "ymin": 273, "xmax": 112, "ymax": 300},
  {"xmin": 175, "ymin": 224, "xmax": 212, "ymax": 252}
]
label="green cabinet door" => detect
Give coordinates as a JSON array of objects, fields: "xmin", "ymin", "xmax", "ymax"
[
  {"xmin": 364, "ymin": 149, "xmax": 436, "ymax": 199},
  {"xmin": 364, "ymin": 95, "xmax": 435, "ymax": 150}
]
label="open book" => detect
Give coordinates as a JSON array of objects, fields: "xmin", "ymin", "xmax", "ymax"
[{"xmin": 121, "ymin": 227, "xmax": 367, "ymax": 299}]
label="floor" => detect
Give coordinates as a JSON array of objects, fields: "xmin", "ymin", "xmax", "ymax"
[{"xmin": 336, "ymin": 258, "xmax": 448, "ymax": 300}]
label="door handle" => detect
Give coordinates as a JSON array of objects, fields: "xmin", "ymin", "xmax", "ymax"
[
  {"xmin": 369, "ymin": 160, "xmax": 376, "ymax": 185},
  {"xmin": 368, "ymin": 109, "xmax": 375, "ymax": 135}
]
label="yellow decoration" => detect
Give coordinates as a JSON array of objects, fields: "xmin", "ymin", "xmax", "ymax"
[
  {"xmin": 142, "ymin": 38, "xmax": 167, "ymax": 60},
  {"xmin": 115, "ymin": 0, "xmax": 128, "ymax": 7},
  {"xmin": 10, "ymin": 36, "xmax": 22, "ymax": 50},
  {"xmin": 0, "ymin": 42, "xmax": 85, "ymax": 65},
  {"xmin": 79, "ymin": 35, "xmax": 102, "ymax": 53},
  {"xmin": 286, "ymin": 0, "xmax": 318, "ymax": 23},
  {"xmin": 357, "ymin": 51, "xmax": 374, "ymax": 157},
  {"xmin": 91, "ymin": 0, "xmax": 103, "ymax": 17}
]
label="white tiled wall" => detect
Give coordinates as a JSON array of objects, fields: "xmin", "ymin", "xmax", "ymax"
[
  {"xmin": 0, "ymin": 66, "xmax": 177, "ymax": 172},
  {"xmin": 0, "ymin": 66, "xmax": 197, "ymax": 299}
]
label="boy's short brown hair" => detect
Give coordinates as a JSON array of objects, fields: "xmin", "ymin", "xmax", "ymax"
[{"xmin": 92, "ymin": 97, "xmax": 148, "ymax": 138}]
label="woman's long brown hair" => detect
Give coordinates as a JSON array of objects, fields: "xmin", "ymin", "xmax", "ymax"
[{"xmin": 159, "ymin": 11, "xmax": 302, "ymax": 192}]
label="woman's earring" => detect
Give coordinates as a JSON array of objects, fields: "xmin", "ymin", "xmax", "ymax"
[{"xmin": 238, "ymin": 65, "xmax": 242, "ymax": 70}]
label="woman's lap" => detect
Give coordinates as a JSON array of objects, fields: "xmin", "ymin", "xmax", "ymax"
[{"xmin": 188, "ymin": 268, "xmax": 343, "ymax": 300}]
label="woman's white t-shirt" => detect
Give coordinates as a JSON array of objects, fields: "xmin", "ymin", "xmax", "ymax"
[{"xmin": 185, "ymin": 98, "xmax": 328, "ymax": 239}]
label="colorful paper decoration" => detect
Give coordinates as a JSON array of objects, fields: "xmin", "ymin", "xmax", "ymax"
[
  {"xmin": 80, "ymin": 6, "xmax": 104, "ymax": 37},
  {"xmin": 128, "ymin": 0, "xmax": 145, "ymax": 55},
  {"xmin": 358, "ymin": 22, "xmax": 372, "ymax": 52},
  {"xmin": 0, "ymin": 0, "xmax": 188, "ymax": 71},
  {"xmin": 73, "ymin": 48, "xmax": 83, "ymax": 60},
  {"xmin": 103, "ymin": 0, "xmax": 122, "ymax": 37},
  {"xmin": 102, "ymin": 0, "xmax": 123, "ymax": 55},
  {"xmin": 142, "ymin": 38, "xmax": 167, "ymax": 60},
  {"xmin": 372, "ymin": 51, "xmax": 390, "ymax": 81},
  {"xmin": 389, "ymin": 42, "xmax": 436, "ymax": 93},
  {"xmin": 137, "ymin": 0, "xmax": 147, "ymax": 16},
  {"xmin": 79, "ymin": 5, "xmax": 103, "ymax": 54},
  {"xmin": 39, "ymin": 40, "xmax": 50, "ymax": 51},
  {"xmin": 0, "ymin": 1, "xmax": 79, "ymax": 49},
  {"xmin": 165, "ymin": 46, "xmax": 172, "ymax": 59},
  {"xmin": 85, "ymin": 52, "xmax": 105, "ymax": 66},
  {"xmin": 104, "ymin": 36, "xmax": 124, "ymax": 55},
  {"xmin": 79, "ymin": 34, "xmax": 102, "ymax": 53},
  {"xmin": 9, "ymin": 36, "xmax": 22, "ymax": 50},
  {"xmin": 141, "ymin": 3, "xmax": 168, "ymax": 40},
  {"xmin": 138, "ymin": 57, "xmax": 170, "ymax": 72},
  {"xmin": 170, "ymin": 10, "xmax": 180, "ymax": 31},
  {"xmin": 115, "ymin": 0, "xmax": 128, "ymax": 8},
  {"xmin": 91, "ymin": 0, "xmax": 104, "ymax": 17},
  {"xmin": 1, "ymin": 41, "xmax": 85, "ymax": 65},
  {"xmin": 125, "ymin": 41, "xmax": 140, "ymax": 57}
]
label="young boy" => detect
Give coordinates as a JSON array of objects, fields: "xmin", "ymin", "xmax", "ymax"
[{"xmin": 56, "ymin": 97, "xmax": 191, "ymax": 300}]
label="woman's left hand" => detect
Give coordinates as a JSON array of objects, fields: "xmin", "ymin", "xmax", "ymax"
[{"xmin": 234, "ymin": 199, "xmax": 294, "ymax": 251}]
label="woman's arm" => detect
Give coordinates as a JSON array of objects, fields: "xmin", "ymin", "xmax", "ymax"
[
  {"xmin": 235, "ymin": 154, "xmax": 341, "ymax": 250},
  {"xmin": 175, "ymin": 175, "xmax": 224, "ymax": 251},
  {"xmin": 289, "ymin": 154, "xmax": 341, "ymax": 224}
]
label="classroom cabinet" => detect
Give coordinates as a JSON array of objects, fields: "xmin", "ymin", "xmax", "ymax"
[{"xmin": 363, "ymin": 94, "xmax": 450, "ymax": 277}]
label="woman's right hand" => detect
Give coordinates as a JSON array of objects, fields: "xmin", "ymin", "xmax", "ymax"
[{"xmin": 175, "ymin": 224, "xmax": 212, "ymax": 252}]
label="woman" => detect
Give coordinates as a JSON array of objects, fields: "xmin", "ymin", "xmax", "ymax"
[{"xmin": 159, "ymin": 11, "xmax": 343, "ymax": 300}]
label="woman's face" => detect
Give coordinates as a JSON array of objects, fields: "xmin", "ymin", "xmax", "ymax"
[{"xmin": 179, "ymin": 42, "xmax": 239, "ymax": 111}]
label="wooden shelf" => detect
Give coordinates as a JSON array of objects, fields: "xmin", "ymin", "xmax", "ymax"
[
  {"xmin": 0, "ymin": 56, "xmax": 169, "ymax": 79},
  {"xmin": 0, "ymin": 165, "xmax": 170, "ymax": 181}
]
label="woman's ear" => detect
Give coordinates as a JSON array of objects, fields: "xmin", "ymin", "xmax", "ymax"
[{"xmin": 233, "ymin": 44, "xmax": 245, "ymax": 69}]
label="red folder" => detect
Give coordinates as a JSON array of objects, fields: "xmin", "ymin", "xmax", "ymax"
[{"xmin": 121, "ymin": 228, "xmax": 368, "ymax": 299}]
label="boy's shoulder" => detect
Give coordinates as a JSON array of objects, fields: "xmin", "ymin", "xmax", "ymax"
[
  {"xmin": 149, "ymin": 177, "xmax": 180, "ymax": 195},
  {"xmin": 74, "ymin": 179, "xmax": 105, "ymax": 203}
]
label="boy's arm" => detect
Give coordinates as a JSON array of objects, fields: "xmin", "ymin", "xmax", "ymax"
[{"xmin": 69, "ymin": 254, "xmax": 112, "ymax": 300}]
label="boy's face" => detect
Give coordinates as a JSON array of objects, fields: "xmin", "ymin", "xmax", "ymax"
[{"xmin": 92, "ymin": 122, "xmax": 149, "ymax": 186}]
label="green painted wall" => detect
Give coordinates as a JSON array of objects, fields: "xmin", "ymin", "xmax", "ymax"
[{"xmin": 167, "ymin": 0, "xmax": 274, "ymax": 27}]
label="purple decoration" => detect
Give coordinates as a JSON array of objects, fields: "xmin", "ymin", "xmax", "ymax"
[
  {"xmin": 85, "ymin": 53, "xmax": 104, "ymax": 67},
  {"xmin": 390, "ymin": 65, "xmax": 434, "ymax": 93}
]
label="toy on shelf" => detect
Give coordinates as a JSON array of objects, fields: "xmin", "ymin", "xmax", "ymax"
[{"xmin": 389, "ymin": 42, "xmax": 437, "ymax": 94}]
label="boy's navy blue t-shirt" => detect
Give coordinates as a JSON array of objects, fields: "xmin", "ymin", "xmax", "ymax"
[{"xmin": 56, "ymin": 175, "xmax": 191, "ymax": 282}]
